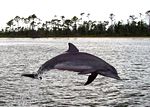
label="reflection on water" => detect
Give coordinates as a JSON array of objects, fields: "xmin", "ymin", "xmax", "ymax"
[{"xmin": 0, "ymin": 38, "xmax": 150, "ymax": 107}]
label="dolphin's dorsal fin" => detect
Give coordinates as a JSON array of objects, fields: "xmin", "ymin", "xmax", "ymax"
[{"xmin": 66, "ymin": 43, "xmax": 79, "ymax": 52}]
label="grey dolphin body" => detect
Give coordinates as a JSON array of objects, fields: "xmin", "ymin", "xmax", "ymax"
[{"xmin": 22, "ymin": 43, "xmax": 121, "ymax": 85}]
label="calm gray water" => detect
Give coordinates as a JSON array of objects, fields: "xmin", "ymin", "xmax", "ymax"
[{"xmin": 0, "ymin": 38, "xmax": 150, "ymax": 107}]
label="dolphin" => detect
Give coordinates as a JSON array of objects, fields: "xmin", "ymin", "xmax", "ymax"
[{"xmin": 22, "ymin": 43, "xmax": 121, "ymax": 85}]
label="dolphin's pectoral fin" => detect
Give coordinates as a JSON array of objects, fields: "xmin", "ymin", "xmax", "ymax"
[{"xmin": 84, "ymin": 72, "xmax": 98, "ymax": 85}]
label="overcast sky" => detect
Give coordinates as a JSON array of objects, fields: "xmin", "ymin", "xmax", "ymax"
[{"xmin": 0, "ymin": 0, "xmax": 150, "ymax": 28}]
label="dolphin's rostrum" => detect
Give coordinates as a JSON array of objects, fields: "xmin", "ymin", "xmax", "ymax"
[{"xmin": 22, "ymin": 43, "xmax": 121, "ymax": 85}]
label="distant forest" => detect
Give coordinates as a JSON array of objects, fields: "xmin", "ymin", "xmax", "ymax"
[{"xmin": 0, "ymin": 10, "xmax": 150, "ymax": 37}]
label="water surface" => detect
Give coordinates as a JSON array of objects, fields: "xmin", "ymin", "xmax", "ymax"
[{"xmin": 0, "ymin": 38, "xmax": 150, "ymax": 107}]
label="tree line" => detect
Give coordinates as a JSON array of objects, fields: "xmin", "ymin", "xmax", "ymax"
[{"xmin": 0, "ymin": 11, "xmax": 150, "ymax": 37}]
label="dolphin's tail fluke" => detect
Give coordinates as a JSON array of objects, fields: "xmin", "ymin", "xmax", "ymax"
[
  {"xmin": 84, "ymin": 72, "xmax": 98, "ymax": 85},
  {"xmin": 21, "ymin": 73, "xmax": 42, "ymax": 79}
]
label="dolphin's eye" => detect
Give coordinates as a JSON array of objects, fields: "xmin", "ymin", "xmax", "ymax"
[{"xmin": 106, "ymin": 68, "xmax": 111, "ymax": 71}]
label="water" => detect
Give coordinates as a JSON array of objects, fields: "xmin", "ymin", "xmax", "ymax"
[{"xmin": 0, "ymin": 38, "xmax": 150, "ymax": 107}]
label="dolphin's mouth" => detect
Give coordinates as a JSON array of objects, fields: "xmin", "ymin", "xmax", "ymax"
[{"xmin": 114, "ymin": 75, "xmax": 121, "ymax": 80}]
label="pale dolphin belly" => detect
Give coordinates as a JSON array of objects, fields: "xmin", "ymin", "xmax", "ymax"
[{"xmin": 54, "ymin": 61, "xmax": 93, "ymax": 72}]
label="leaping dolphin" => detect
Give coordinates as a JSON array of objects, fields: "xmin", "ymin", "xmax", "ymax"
[{"xmin": 22, "ymin": 43, "xmax": 121, "ymax": 85}]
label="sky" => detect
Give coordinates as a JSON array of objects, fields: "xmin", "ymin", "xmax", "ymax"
[{"xmin": 0, "ymin": 0, "xmax": 150, "ymax": 28}]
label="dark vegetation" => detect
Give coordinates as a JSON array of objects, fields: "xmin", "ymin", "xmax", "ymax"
[{"xmin": 0, "ymin": 10, "xmax": 150, "ymax": 37}]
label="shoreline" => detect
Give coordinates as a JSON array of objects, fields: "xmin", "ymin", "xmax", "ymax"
[
  {"xmin": 0, "ymin": 34, "xmax": 150, "ymax": 38},
  {"xmin": 0, "ymin": 36, "xmax": 150, "ymax": 40},
  {"xmin": 0, "ymin": 36, "xmax": 150, "ymax": 38}
]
